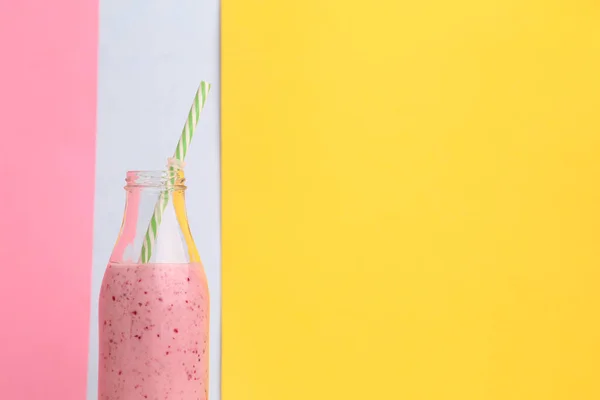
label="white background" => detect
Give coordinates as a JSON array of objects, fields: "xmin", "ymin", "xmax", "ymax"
[{"xmin": 87, "ymin": 1, "xmax": 221, "ymax": 399}]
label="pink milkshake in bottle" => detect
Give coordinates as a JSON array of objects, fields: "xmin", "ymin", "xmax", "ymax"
[{"xmin": 99, "ymin": 170, "xmax": 209, "ymax": 400}]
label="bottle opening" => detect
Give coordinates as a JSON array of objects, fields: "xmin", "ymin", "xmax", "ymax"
[{"xmin": 125, "ymin": 170, "xmax": 186, "ymax": 189}]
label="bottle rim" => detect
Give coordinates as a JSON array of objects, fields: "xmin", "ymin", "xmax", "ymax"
[{"xmin": 124, "ymin": 170, "xmax": 186, "ymax": 189}]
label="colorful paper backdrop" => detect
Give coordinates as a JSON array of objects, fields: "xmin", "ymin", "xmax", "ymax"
[
  {"xmin": 222, "ymin": 1, "xmax": 600, "ymax": 399},
  {"xmin": 0, "ymin": 0, "xmax": 98, "ymax": 398}
]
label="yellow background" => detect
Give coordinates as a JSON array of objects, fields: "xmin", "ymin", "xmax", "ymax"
[{"xmin": 222, "ymin": 1, "xmax": 600, "ymax": 399}]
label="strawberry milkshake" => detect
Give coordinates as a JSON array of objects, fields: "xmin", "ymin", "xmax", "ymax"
[{"xmin": 99, "ymin": 263, "xmax": 209, "ymax": 400}]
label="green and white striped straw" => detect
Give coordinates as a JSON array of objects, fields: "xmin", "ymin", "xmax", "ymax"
[{"xmin": 140, "ymin": 81, "xmax": 211, "ymax": 263}]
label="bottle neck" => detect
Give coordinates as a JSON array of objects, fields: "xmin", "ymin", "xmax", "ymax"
[{"xmin": 110, "ymin": 171, "xmax": 199, "ymax": 265}]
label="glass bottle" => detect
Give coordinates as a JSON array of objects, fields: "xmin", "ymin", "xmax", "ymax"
[{"xmin": 98, "ymin": 170, "xmax": 209, "ymax": 400}]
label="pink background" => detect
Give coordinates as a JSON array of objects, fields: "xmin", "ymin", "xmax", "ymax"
[{"xmin": 0, "ymin": 0, "xmax": 98, "ymax": 398}]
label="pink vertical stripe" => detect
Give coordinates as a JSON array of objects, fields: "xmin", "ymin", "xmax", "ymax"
[{"xmin": 0, "ymin": 0, "xmax": 98, "ymax": 399}]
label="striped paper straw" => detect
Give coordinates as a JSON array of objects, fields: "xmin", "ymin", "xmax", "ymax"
[{"xmin": 140, "ymin": 81, "xmax": 211, "ymax": 263}]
